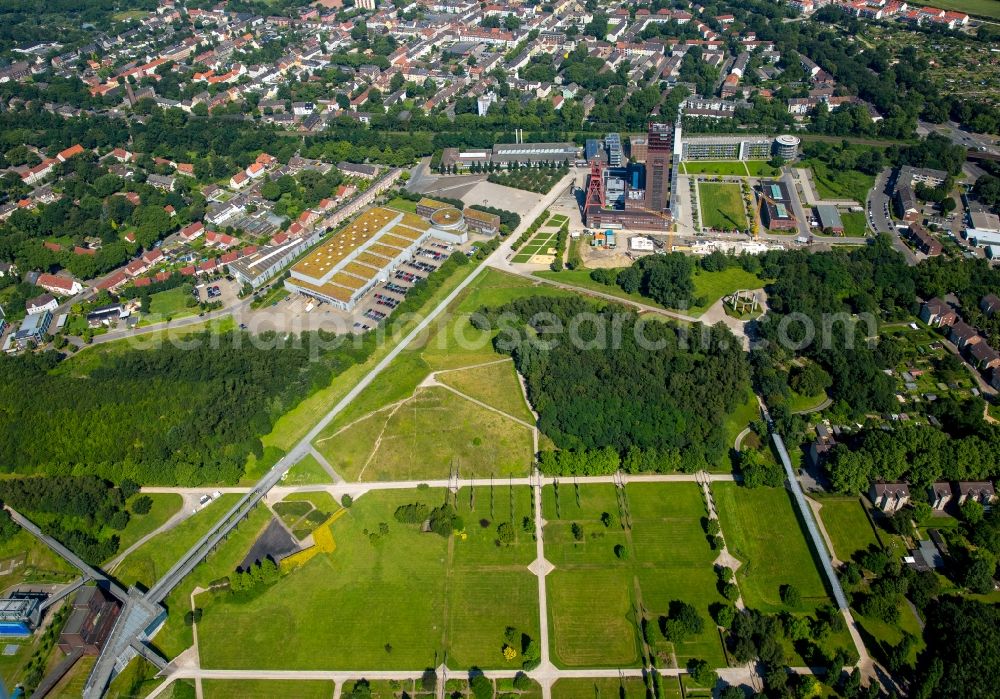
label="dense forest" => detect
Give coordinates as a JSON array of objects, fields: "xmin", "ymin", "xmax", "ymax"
[
  {"xmin": 473, "ymin": 295, "xmax": 751, "ymax": 472},
  {"xmin": 0, "ymin": 331, "xmax": 371, "ymax": 486}
]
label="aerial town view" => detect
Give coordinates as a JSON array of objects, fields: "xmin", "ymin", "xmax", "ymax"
[{"xmin": 0, "ymin": 0, "xmax": 1000, "ymax": 697}]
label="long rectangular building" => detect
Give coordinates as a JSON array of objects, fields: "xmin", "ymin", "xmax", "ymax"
[{"xmin": 285, "ymin": 207, "xmax": 467, "ymax": 311}]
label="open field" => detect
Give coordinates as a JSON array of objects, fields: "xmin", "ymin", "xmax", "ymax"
[
  {"xmin": 108, "ymin": 493, "xmax": 184, "ymax": 561},
  {"xmin": 913, "ymin": 0, "xmax": 1000, "ymax": 18},
  {"xmin": 683, "ymin": 161, "xmax": 745, "ymax": 176},
  {"xmin": 282, "ymin": 453, "xmax": 332, "ymax": 485},
  {"xmin": 801, "ymin": 160, "xmax": 874, "ymax": 205},
  {"xmin": 841, "ymin": 211, "xmax": 868, "ymax": 237},
  {"xmin": 149, "ymin": 287, "xmax": 195, "ymax": 318},
  {"xmin": 536, "ymin": 267, "xmax": 766, "ymax": 317},
  {"xmin": 248, "ymin": 258, "xmax": 485, "ymax": 477},
  {"xmin": 436, "ymin": 359, "xmax": 534, "ymax": 423},
  {"xmin": 855, "ymin": 600, "xmax": 925, "ymax": 666},
  {"xmin": 552, "ymin": 677, "xmax": 653, "ymax": 699},
  {"xmin": 691, "ymin": 267, "xmax": 767, "ymax": 309},
  {"xmin": 317, "ymin": 386, "xmax": 533, "ymax": 481},
  {"xmin": 814, "ymin": 496, "xmax": 879, "ymax": 563},
  {"xmin": 714, "ymin": 483, "xmax": 830, "ymax": 613},
  {"xmin": 197, "ymin": 487, "xmax": 539, "ymax": 671},
  {"xmin": 386, "ymin": 196, "xmax": 418, "ymax": 213},
  {"xmin": 698, "ymin": 182, "xmax": 748, "ymax": 231},
  {"xmin": 203, "ymin": 680, "xmax": 334, "ymax": 698},
  {"xmin": 114, "ymin": 494, "xmax": 243, "ymax": 589},
  {"xmin": 715, "ymin": 391, "xmax": 760, "ymax": 470},
  {"xmin": 542, "ymin": 483, "xmax": 726, "ymax": 669}
]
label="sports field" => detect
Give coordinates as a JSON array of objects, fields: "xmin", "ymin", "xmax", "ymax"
[
  {"xmin": 713, "ymin": 483, "xmax": 829, "ymax": 613},
  {"xmin": 542, "ymin": 483, "xmax": 726, "ymax": 669},
  {"xmin": 814, "ymin": 496, "xmax": 879, "ymax": 563},
  {"xmin": 698, "ymin": 182, "xmax": 748, "ymax": 231},
  {"xmin": 316, "ymin": 385, "xmax": 533, "ymax": 481},
  {"xmin": 196, "ymin": 487, "xmax": 540, "ymax": 671}
]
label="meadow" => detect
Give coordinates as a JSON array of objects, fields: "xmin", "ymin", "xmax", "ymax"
[{"xmin": 698, "ymin": 183, "xmax": 748, "ymax": 231}]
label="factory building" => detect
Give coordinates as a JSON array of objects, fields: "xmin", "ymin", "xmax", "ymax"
[
  {"xmin": 584, "ymin": 122, "xmax": 675, "ymax": 231},
  {"xmin": 285, "ymin": 207, "xmax": 467, "ymax": 311}
]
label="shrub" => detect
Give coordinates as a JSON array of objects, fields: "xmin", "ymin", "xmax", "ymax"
[{"xmin": 341, "ymin": 494, "xmax": 353, "ymax": 508}]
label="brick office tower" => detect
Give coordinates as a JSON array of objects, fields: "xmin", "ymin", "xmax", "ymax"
[{"xmin": 645, "ymin": 122, "xmax": 673, "ymax": 213}]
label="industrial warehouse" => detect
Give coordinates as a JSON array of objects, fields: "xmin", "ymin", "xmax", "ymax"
[
  {"xmin": 284, "ymin": 207, "xmax": 468, "ymax": 311},
  {"xmin": 583, "ymin": 122, "xmax": 678, "ymax": 231}
]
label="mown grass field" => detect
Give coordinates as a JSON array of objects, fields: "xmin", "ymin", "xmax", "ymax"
[
  {"xmin": 196, "ymin": 487, "xmax": 540, "ymax": 671},
  {"xmin": 683, "ymin": 161, "xmax": 747, "ymax": 176},
  {"xmin": 915, "ymin": 0, "xmax": 1000, "ymax": 18},
  {"xmin": 814, "ymin": 496, "xmax": 880, "ymax": 563},
  {"xmin": 148, "ymin": 286, "xmax": 195, "ymax": 318},
  {"xmin": 542, "ymin": 483, "xmax": 726, "ymax": 669},
  {"xmin": 713, "ymin": 483, "xmax": 830, "ymax": 613},
  {"xmin": 282, "ymin": 453, "xmax": 332, "ymax": 485},
  {"xmin": 698, "ymin": 182, "xmax": 747, "ymax": 231},
  {"xmin": 114, "ymin": 494, "xmax": 242, "ymax": 589},
  {"xmin": 841, "ymin": 211, "xmax": 868, "ymax": 237},
  {"xmin": 109, "ymin": 493, "xmax": 183, "ymax": 561},
  {"xmin": 202, "ymin": 680, "xmax": 333, "ymax": 698}
]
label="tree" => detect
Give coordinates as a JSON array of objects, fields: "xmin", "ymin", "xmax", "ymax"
[
  {"xmin": 790, "ymin": 363, "xmax": 831, "ymax": 397},
  {"xmin": 686, "ymin": 658, "xmax": 717, "ymax": 687},
  {"xmin": 663, "ymin": 600, "xmax": 704, "ymax": 642},
  {"xmin": 497, "ymin": 522, "xmax": 515, "ymax": 544},
  {"xmin": 341, "ymin": 494, "xmax": 353, "ymax": 508},
  {"xmin": 131, "ymin": 495, "xmax": 153, "ymax": 515},
  {"xmin": 961, "ymin": 499, "xmax": 985, "ymax": 525},
  {"xmin": 915, "ymin": 597, "xmax": 1000, "ymax": 698},
  {"xmin": 571, "ymin": 522, "xmax": 584, "ymax": 541},
  {"xmin": 469, "ymin": 673, "xmax": 492, "ymax": 699},
  {"xmin": 614, "ymin": 543, "xmax": 628, "ymax": 559},
  {"xmin": 780, "ymin": 584, "xmax": 801, "ymax": 608}
]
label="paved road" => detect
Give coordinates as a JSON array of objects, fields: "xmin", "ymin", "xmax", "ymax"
[
  {"xmin": 780, "ymin": 168, "xmax": 813, "ymax": 239},
  {"xmin": 87, "ymin": 297, "xmax": 252, "ymax": 346}
]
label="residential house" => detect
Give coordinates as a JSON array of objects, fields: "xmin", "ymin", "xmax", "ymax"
[
  {"xmin": 36, "ymin": 273, "xmax": 82, "ymax": 296},
  {"xmin": 26, "ymin": 294, "xmax": 58, "ymax": 315},
  {"xmin": 928, "ymin": 482, "xmax": 952, "ymax": 510},
  {"xmin": 981, "ymin": 294, "xmax": 1000, "ymax": 318},
  {"xmin": 919, "ymin": 298, "xmax": 957, "ymax": 327},
  {"xmin": 870, "ymin": 482, "xmax": 910, "ymax": 513},
  {"xmin": 949, "ymin": 321, "xmax": 982, "ymax": 349},
  {"xmin": 956, "ymin": 482, "xmax": 997, "ymax": 507},
  {"xmin": 969, "ymin": 342, "xmax": 1000, "ymax": 371}
]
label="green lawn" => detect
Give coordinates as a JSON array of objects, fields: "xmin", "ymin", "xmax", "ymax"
[
  {"xmin": 538, "ymin": 266, "xmax": 766, "ymax": 317},
  {"xmin": 196, "ymin": 487, "xmax": 539, "ymax": 671},
  {"xmin": 691, "ymin": 267, "xmax": 767, "ymax": 309},
  {"xmin": 148, "ymin": 286, "xmax": 197, "ymax": 318},
  {"xmin": 801, "ymin": 161, "xmax": 874, "ymax": 205},
  {"xmin": 249, "ymin": 257, "xmax": 486, "ymax": 472},
  {"xmin": 203, "ymin": 680, "xmax": 333, "ymax": 698},
  {"xmin": 814, "ymin": 496, "xmax": 879, "ymax": 563},
  {"xmin": 854, "ymin": 600, "xmax": 925, "ymax": 666},
  {"xmin": 281, "ymin": 453, "xmax": 332, "ymax": 485},
  {"xmin": 552, "ymin": 677, "xmax": 652, "ymax": 699},
  {"xmin": 914, "ymin": 0, "xmax": 1000, "ymax": 18},
  {"xmin": 714, "ymin": 483, "xmax": 830, "ymax": 613},
  {"xmin": 108, "ymin": 494, "xmax": 183, "ymax": 562},
  {"xmin": 543, "ymin": 483, "xmax": 726, "ymax": 669},
  {"xmin": 114, "ymin": 494, "xmax": 243, "ymax": 589},
  {"xmin": 841, "ymin": 211, "xmax": 868, "ymax": 237},
  {"xmin": 386, "ymin": 197, "xmax": 418, "ymax": 213},
  {"xmin": 683, "ymin": 161, "xmax": 748, "ymax": 176},
  {"xmin": 744, "ymin": 161, "xmax": 782, "ymax": 178},
  {"xmin": 784, "ymin": 388, "xmax": 828, "ymax": 414},
  {"xmin": 698, "ymin": 182, "xmax": 748, "ymax": 231},
  {"xmin": 317, "ymin": 386, "xmax": 533, "ymax": 481},
  {"xmin": 716, "ymin": 391, "xmax": 760, "ymax": 470},
  {"xmin": 436, "ymin": 359, "xmax": 534, "ymax": 423}
]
